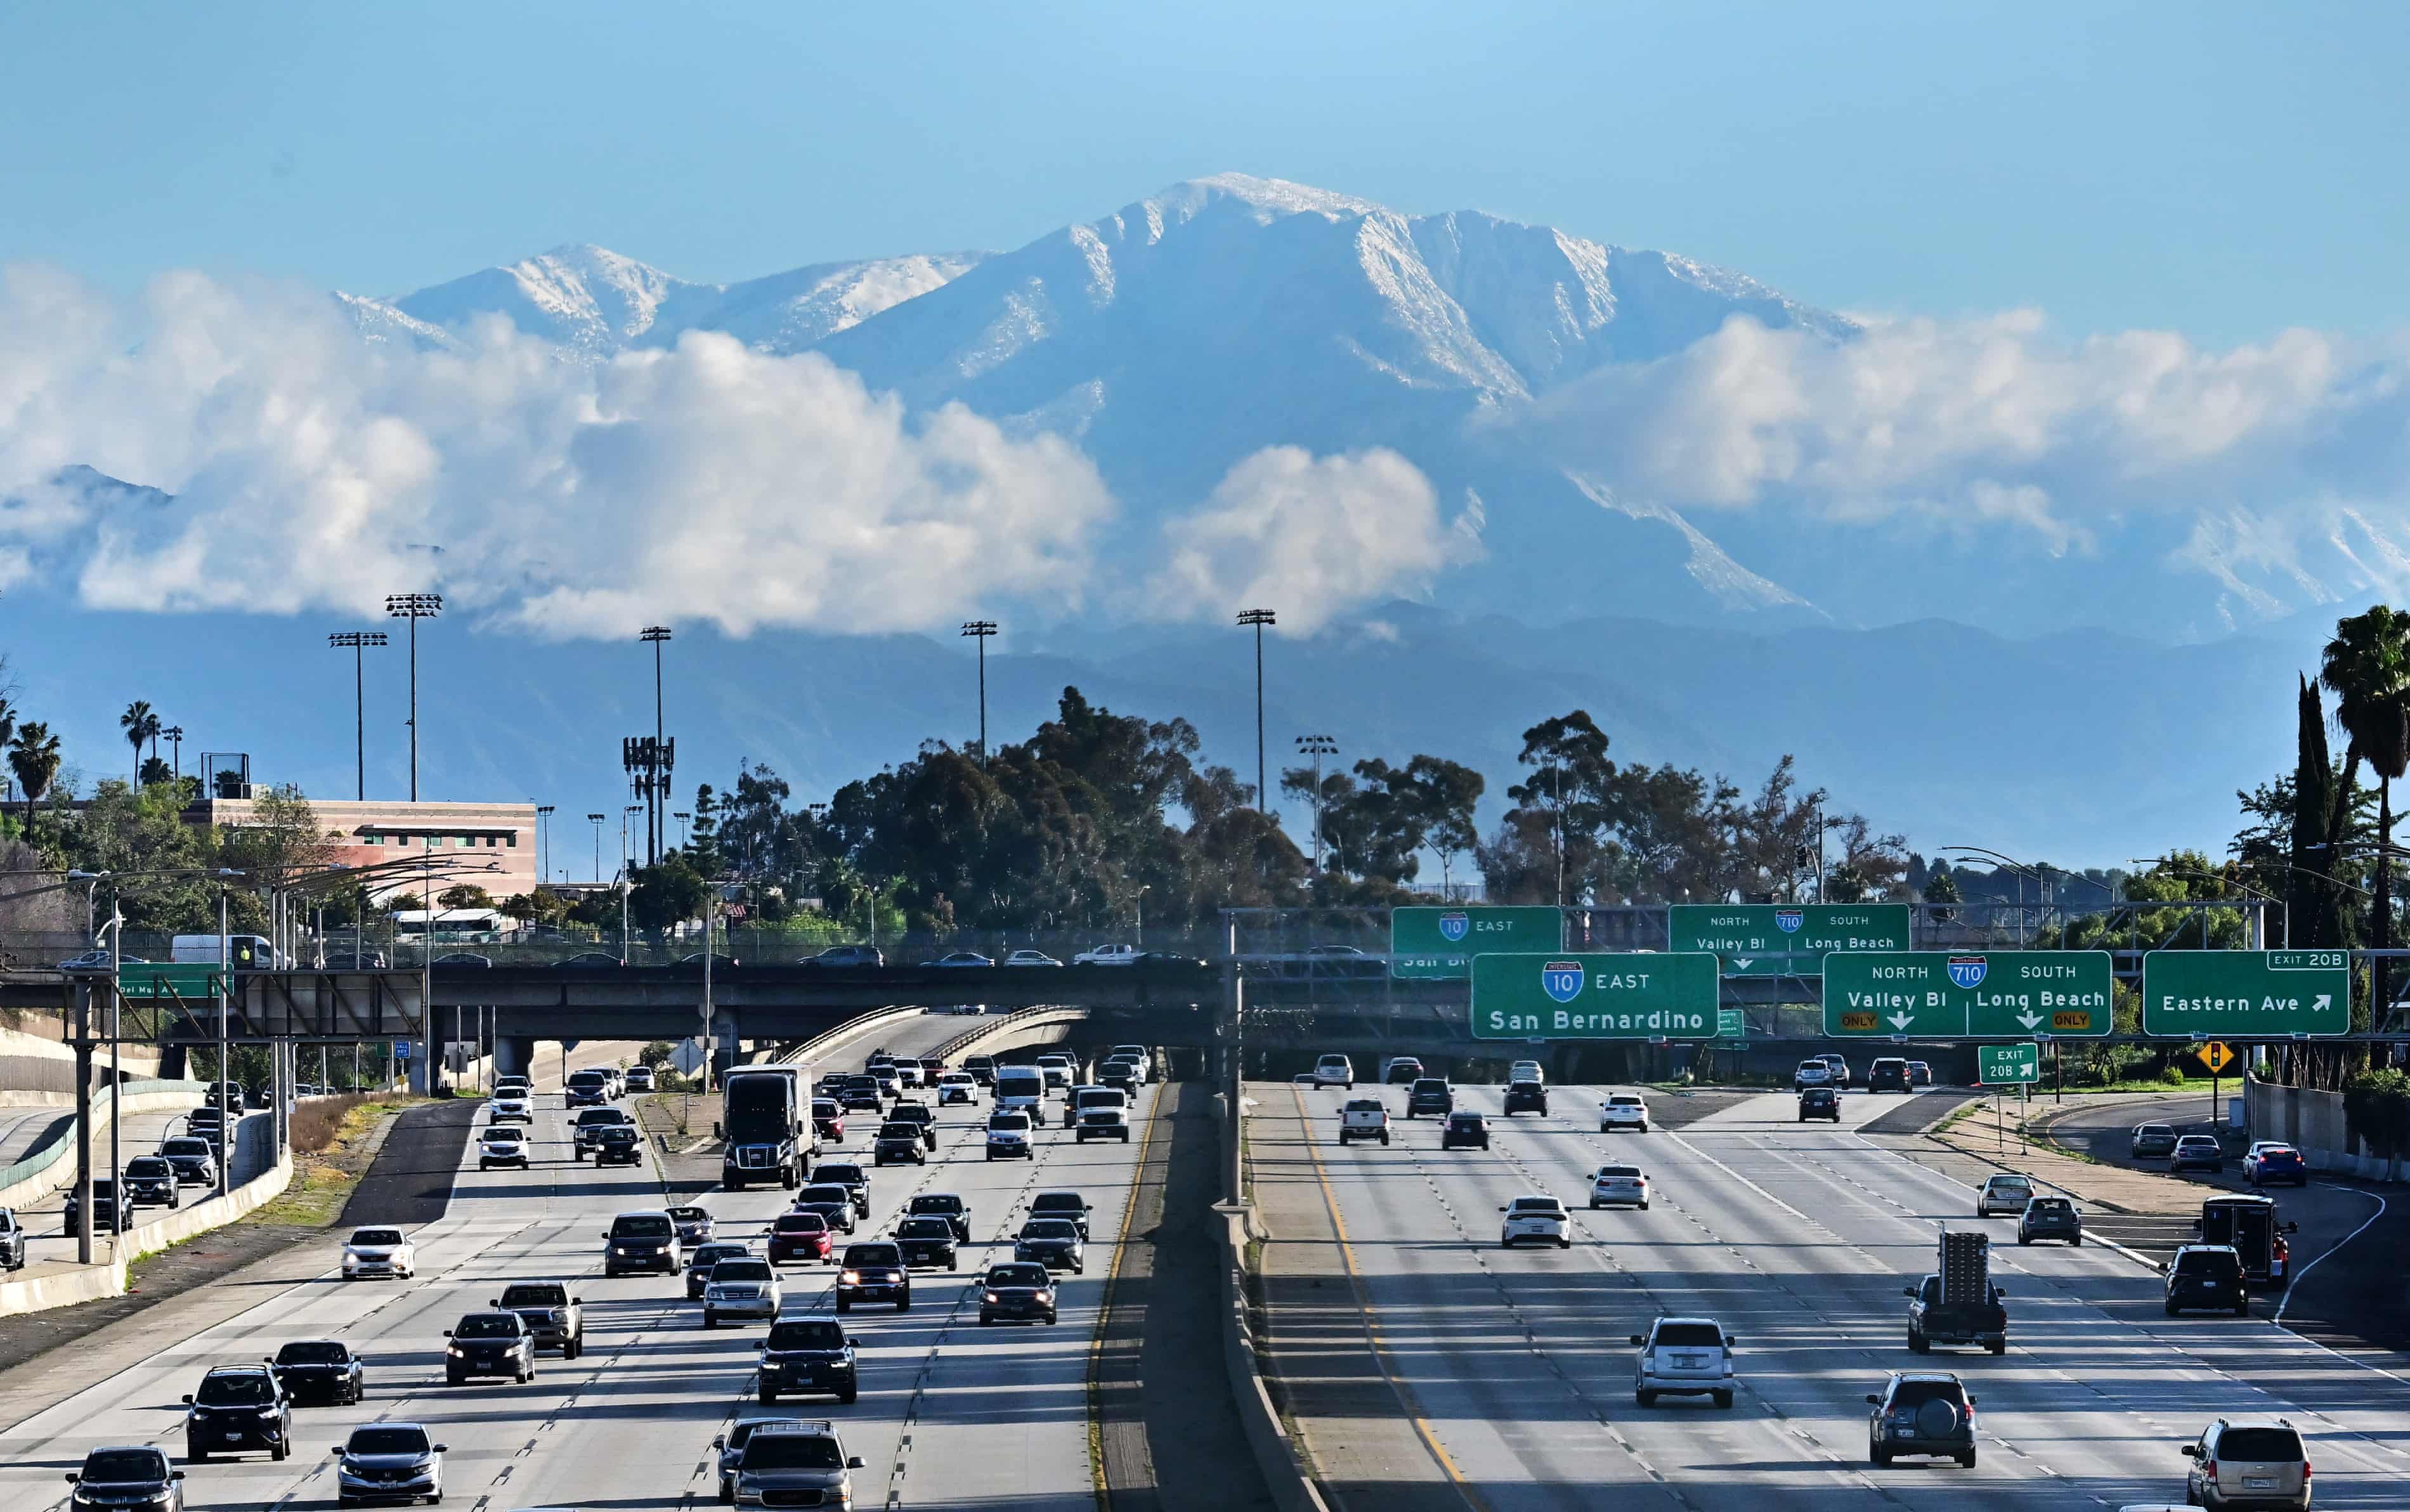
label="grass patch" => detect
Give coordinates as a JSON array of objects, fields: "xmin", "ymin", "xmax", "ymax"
[{"xmin": 245, "ymin": 1097, "xmax": 424, "ymax": 1228}]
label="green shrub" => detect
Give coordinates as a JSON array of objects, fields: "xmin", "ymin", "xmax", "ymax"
[
  {"xmin": 2343, "ymin": 1068, "xmax": 2410, "ymax": 1162},
  {"xmin": 2158, "ymin": 1065, "xmax": 2188, "ymax": 1087}
]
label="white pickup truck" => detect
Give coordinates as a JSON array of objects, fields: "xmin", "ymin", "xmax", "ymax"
[{"xmin": 1338, "ymin": 1098, "xmax": 1391, "ymax": 1146}]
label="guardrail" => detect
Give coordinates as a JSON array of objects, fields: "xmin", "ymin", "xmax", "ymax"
[
  {"xmin": 776, "ymin": 1005, "xmax": 931, "ymax": 1067},
  {"xmin": 1216, "ymin": 1206, "xmax": 1331, "ymax": 1512},
  {"xmin": 935, "ymin": 1005, "xmax": 1090, "ymax": 1062}
]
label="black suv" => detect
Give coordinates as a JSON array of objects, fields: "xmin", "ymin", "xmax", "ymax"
[
  {"xmin": 810, "ymin": 1163, "xmax": 872, "ymax": 1218},
  {"xmin": 1867, "ymin": 1058, "xmax": 1912, "ymax": 1093},
  {"xmin": 1029, "ymin": 1190, "xmax": 1091, "ymax": 1239},
  {"xmin": 1406, "ymin": 1078, "xmax": 1453, "ymax": 1118},
  {"xmin": 1502, "ymin": 1082, "xmax": 1548, "ymax": 1116},
  {"xmin": 266, "ymin": 1339, "xmax": 363, "ymax": 1405},
  {"xmin": 1866, "ymin": 1372, "xmax": 1977, "ymax": 1468},
  {"xmin": 896, "ymin": 1216, "xmax": 959, "ymax": 1269},
  {"xmin": 67, "ymin": 1445, "xmax": 182, "ymax": 1512},
  {"xmin": 2165, "ymin": 1244, "xmax": 2249, "ymax": 1316},
  {"xmin": 1797, "ymin": 1087, "xmax": 1841, "ymax": 1123},
  {"xmin": 444, "ymin": 1313, "xmax": 537, "ymax": 1385},
  {"xmin": 906, "ymin": 1192, "xmax": 972, "ymax": 1243},
  {"xmin": 837, "ymin": 1241, "xmax": 911, "ymax": 1312},
  {"xmin": 758, "ymin": 1316, "xmax": 858, "ymax": 1404},
  {"xmin": 65, "ymin": 1180, "xmax": 133, "ymax": 1234},
  {"xmin": 601, "ymin": 1211, "xmax": 682, "ymax": 1276},
  {"xmin": 1440, "ymin": 1111, "xmax": 1491, "ymax": 1150},
  {"xmin": 183, "ymin": 1365, "xmax": 292, "ymax": 1462},
  {"xmin": 875, "ymin": 1121, "xmax": 927, "ymax": 1166}
]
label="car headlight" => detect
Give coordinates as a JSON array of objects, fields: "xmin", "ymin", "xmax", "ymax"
[
  {"xmin": 841, "ymin": 1270, "xmax": 861, "ymax": 1283},
  {"xmin": 985, "ymin": 1291, "xmax": 1001, "ymax": 1301},
  {"xmin": 448, "ymin": 1346, "xmax": 466, "ymax": 1357}
]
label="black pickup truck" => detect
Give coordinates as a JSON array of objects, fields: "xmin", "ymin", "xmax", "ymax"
[{"xmin": 1905, "ymin": 1230, "xmax": 2007, "ymax": 1355}]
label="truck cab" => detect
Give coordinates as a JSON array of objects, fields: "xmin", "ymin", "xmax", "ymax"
[{"xmin": 722, "ymin": 1067, "xmax": 810, "ymax": 1190}]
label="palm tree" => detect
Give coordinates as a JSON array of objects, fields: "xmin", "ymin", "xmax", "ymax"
[
  {"xmin": 120, "ymin": 701, "xmax": 159, "ymax": 786},
  {"xmin": 2320, "ymin": 606, "xmax": 2410, "ymax": 1008},
  {"xmin": 8, "ymin": 722, "xmax": 62, "ymax": 843}
]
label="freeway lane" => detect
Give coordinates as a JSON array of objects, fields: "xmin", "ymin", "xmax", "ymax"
[
  {"xmin": 1257, "ymin": 1080, "xmax": 2410, "ymax": 1511},
  {"xmin": 0, "ymin": 1020, "xmax": 1155, "ymax": 1511}
]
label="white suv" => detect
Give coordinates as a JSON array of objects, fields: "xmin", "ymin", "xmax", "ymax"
[
  {"xmin": 1313, "ymin": 1055, "xmax": 1355, "ymax": 1089},
  {"xmin": 1793, "ymin": 1060, "xmax": 1834, "ymax": 1091},
  {"xmin": 1632, "ymin": 1316, "xmax": 1736, "ymax": 1408},
  {"xmin": 1498, "ymin": 1196, "xmax": 1571, "ymax": 1249},
  {"xmin": 1599, "ymin": 1093, "xmax": 1651, "ymax": 1133}
]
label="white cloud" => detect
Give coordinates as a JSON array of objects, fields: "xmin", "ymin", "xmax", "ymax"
[
  {"xmin": 0, "ymin": 264, "xmax": 1116, "ymax": 637},
  {"xmin": 1141, "ymin": 447, "xmax": 1479, "ymax": 634},
  {"xmin": 1515, "ymin": 310, "xmax": 2410, "ymax": 551}
]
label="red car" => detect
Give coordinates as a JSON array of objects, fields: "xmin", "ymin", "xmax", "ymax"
[
  {"xmin": 769, "ymin": 1211, "xmax": 833, "ymax": 1264},
  {"xmin": 812, "ymin": 1098, "xmax": 845, "ymax": 1144}
]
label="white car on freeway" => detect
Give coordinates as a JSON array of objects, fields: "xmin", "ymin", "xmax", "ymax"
[
  {"xmin": 701, "ymin": 1257, "xmax": 782, "ymax": 1327},
  {"xmin": 1631, "ymin": 1316, "xmax": 1736, "ymax": 1408},
  {"xmin": 1312, "ymin": 1054, "xmax": 1355, "ymax": 1088},
  {"xmin": 1588, "ymin": 1164, "xmax": 1650, "ymax": 1209},
  {"xmin": 342, "ymin": 1225, "xmax": 416, "ymax": 1279},
  {"xmin": 1509, "ymin": 1059, "xmax": 1545, "ymax": 1086},
  {"xmin": 1001, "ymin": 949, "xmax": 1063, "ymax": 967},
  {"xmin": 1792, "ymin": 1059, "xmax": 1835, "ymax": 1091},
  {"xmin": 1074, "ymin": 943, "xmax": 1140, "ymax": 965},
  {"xmin": 479, "ymin": 1125, "xmax": 531, "ymax": 1170},
  {"xmin": 1976, "ymin": 1174, "xmax": 2036, "ymax": 1217},
  {"xmin": 488, "ymin": 1093, "xmax": 534, "ymax": 1124},
  {"xmin": 1498, "ymin": 1195, "xmax": 1572, "ymax": 1249},
  {"xmin": 1599, "ymin": 1093, "xmax": 1651, "ymax": 1133},
  {"xmin": 935, "ymin": 1072, "xmax": 980, "ymax": 1105}
]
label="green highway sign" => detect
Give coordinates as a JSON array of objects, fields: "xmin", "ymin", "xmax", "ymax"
[
  {"xmin": 1391, "ymin": 906, "xmax": 1562, "ymax": 980},
  {"xmin": 117, "ymin": 963, "xmax": 219, "ymax": 999},
  {"xmin": 1977, "ymin": 1043, "xmax": 2042, "ymax": 1085},
  {"xmin": 1471, "ymin": 952, "xmax": 1720, "ymax": 1041},
  {"xmin": 1716, "ymin": 1008, "xmax": 1746, "ymax": 1039},
  {"xmin": 2140, "ymin": 949, "xmax": 2352, "ymax": 1038},
  {"xmin": 1822, "ymin": 951, "xmax": 2114, "ymax": 1038},
  {"xmin": 1669, "ymin": 903, "xmax": 1911, "ymax": 975}
]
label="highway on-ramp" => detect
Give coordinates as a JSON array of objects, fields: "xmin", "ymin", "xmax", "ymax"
[
  {"xmin": 1252, "ymin": 1079, "xmax": 2410, "ymax": 1511},
  {"xmin": 0, "ymin": 1012, "xmax": 1156, "ymax": 1511}
]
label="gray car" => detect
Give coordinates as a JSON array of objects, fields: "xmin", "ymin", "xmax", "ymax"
[
  {"xmin": 1013, "ymin": 1217, "xmax": 1086, "ymax": 1274},
  {"xmin": 332, "ymin": 1421, "xmax": 444, "ymax": 1507},
  {"xmin": 1867, "ymin": 1372, "xmax": 1977, "ymax": 1467},
  {"xmin": 712, "ymin": 1417, "xmax": 805, "ymax": 1503},
  {"xmin": 733, "ymin": 1424, "xmax": 863, "ymax": 1511},
  {"xmin": 2182, "ymin": 1416, "xmax": 2310, "ymax": 1510}
]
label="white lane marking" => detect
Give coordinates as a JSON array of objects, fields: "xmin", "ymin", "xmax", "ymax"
[{"xmin": 2276, "ymin": 1182, "xmax": 2387, "ymax": 1324}]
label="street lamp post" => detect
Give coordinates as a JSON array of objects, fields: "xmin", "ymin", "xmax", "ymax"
[
  {"xmin": 1236, "ymin": 611, "xmax": 1276, "ymax": 812},
  {"xmin": 1136, "ymin": 885, "xmax": 1150, "ymax": 949},
  {"xmin": 960, "ymin": 621, "xmax": 998, "ymax": 762},
  {"xmin": 1294, "ymin": 735, "xmax": 1337, "ymax": 873},
  {"xmin": 639, "ymin": 627, "xmax": 672, "ymax": 863},
  {"xmin": 384, "ymin": 594, "xmax": 442, "ymax": 802},
  {"xmin": 622, "ymin": 805, "xmax": 642, "ymax": 962},
  {"xmin": 327, "ymin": 631, "xmax": 388, "ymax": 801},
  {"xmin": 536, "ymin": 805, "xmax": 554, "ymax": 888}
]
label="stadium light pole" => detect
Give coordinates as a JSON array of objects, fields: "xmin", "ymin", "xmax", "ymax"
[
  {"xmin": 163, "ymin": 726, "xmax": 185, "ymax": 783},
  {"xmin": 1236, "ymin": 611, "xmax": 1276, "ymax": 812},
  {"xmin": 328, "ymin": 632, "xmax": 388, "ymax": 801},
  {"xmin": 536, "ymin": 805, "xmax": 554, "ymax": 887},
  {"xmin": 960, "ymin": 621, "xmax": 997, "ymax": 762},
  {"xmin": 384, "ymin": 594, "xmax": 442, "ymax": 802},
  {"xmin": 1295, "ymin": 734, "xmax": 1337, "ymax": 872},
  {"xmin": 639, "ymin": 627, "xmax": 672, "ymax": 863},
  {"xmin": 674, "ymin": 811, "xmax": 691, "ymax": 850},
  {"xmin": 587, "ymin": 813, "xmax": 606, "ymax": 884}
]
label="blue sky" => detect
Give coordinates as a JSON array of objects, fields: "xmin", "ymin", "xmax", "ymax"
[{"xmin": 2, "ymin": 1, "xmax": 2402, "ymax": 343}]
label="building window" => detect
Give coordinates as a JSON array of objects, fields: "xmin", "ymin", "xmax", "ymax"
[{"xmin": 505, "ymin": 833, "xmax": 518, "ymax": 847}]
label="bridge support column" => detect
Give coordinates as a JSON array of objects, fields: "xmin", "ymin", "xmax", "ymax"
[
  {"xmin": 712, "ymin": 1010, "xmax": 741, "ymax": 1086},
  {"xmin": 492, "ymin": 1036, "xmax": 538, "ymax": 1080}
]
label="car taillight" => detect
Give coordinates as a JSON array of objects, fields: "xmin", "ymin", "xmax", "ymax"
[
  {"xmin": 2302, "ymin": 1459, "xmax": 2312, "ymax": 1480},
  {"xmin": 2203, "ymin": 1459, "xmax": 2217, "ymax": 1483}
]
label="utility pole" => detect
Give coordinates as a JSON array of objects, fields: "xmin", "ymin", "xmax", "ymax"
[
  {"xmin": 384, "ymin": 594, "xmax": 442, "ymax": 802},
  {"xmin": 217, "ymin": 886, "xmax": 230, "ymax": 1197},
  {"xmin": 640, "ymin": 627, "xmax": 672, "ymax": 863},
  {"xmin": 328, "ymin": 631, "xmax": 388, "ymax": 801},
  {"xmin": 1237, "ymin": 610, "xmax": 1276, "ymax": 812},
  {"xmin": 960, "ymin": 621, "xmax": 998, "ymax": 762},
  {"xmin": 1295, "ymin": 734, "xmax": 1337, "ymax": 873},
  {"xmin": 536, "ymin": 805, "xmax": 554, "ymax": 887}
]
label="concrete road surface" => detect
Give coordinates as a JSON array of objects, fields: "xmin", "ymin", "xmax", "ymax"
[{"xmin": 0, "ymin": 1010, "xmax": 1156, "ymax": 1511}]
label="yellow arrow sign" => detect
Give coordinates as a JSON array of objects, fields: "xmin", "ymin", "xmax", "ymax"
[{"xmin": 2199, "ymin": 1041, "xmax": 2236, "ymax": 1074}]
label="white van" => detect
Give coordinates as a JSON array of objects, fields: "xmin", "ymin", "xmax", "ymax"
[
  {"xmin": 171, "ymin": 934, "xmax": 280, "ymax": 968},
  {"xmin": 993, "ymin": 1066, "xmax": 1046, "ymax": 1114}
]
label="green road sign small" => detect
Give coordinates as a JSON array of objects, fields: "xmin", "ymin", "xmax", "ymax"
[
  {"xmin": 116, "ymin": 963, "xmax": 219, "ymax": 998},
  {"xmin": 1471, "ymin": 952, "xmax": 1720, "ymax": 1040},
  {"xmin": 1977, "ymin": 1043, "xmax": 2041, "ymax": 1085},
  {"xmin": 1669, "ymin": 903, "xmax": 1911, "ymax": 975},
  {"xmin": 1822, "ymin": 951, "xmax": 2114, "ymax": 1038},
  {"xmin": 2139, "ymin": 949, "xmax": 2352, "ymax": 1038},
  {"xmin": 1716, "ymin": 1008, "xmax": 1745, "ymax": 1040},
  {"xmin": 1390, "ymin": 906, "xmax": 1563, "ymax": 980}
]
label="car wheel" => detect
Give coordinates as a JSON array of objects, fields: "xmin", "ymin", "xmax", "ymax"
[
  {"xmin": 2071, "ymin": 1235, "xmax": 2082, "ymax": 1247},
  {"xmin": 980, "ymin": 1311, "xmax": 993, "ymax": 1325},
  {"xmin": 1907, "ymin": 1331, "xmax": 1927, "ymax": 1353},
  {"xmin": 1987, "ymin": 1339, "xmax": 2005, "ymax": 1355},
  {"xmin": 703, "ymin": 1313, "xmax": 717, "ymax": 1329},
  {"xmin": 1957, "ymin": 1450, "xmax": 1976, "ymax": 1468},
  {"xmin": 720, "ymin": 1478, "xmax": 735, "ymax": 1505},
  {"xmin": 1635, "ymin": 1390, "xmax": 1655, "ymax": 1407},
  {"xmin": 1558, "ymin": 1238, "xmax": 1570, "ymax": 1249},
  {"xmin": 2017, "ymin": 1235, "xmax": 2030, "ymax": 1245},
  {"xmin": 1713, "ymin": 1390, "xmax": 1733, "ymax": 1409},
  {"xmin": 2236, "ymin": 1301, "xmax": 2250, "ymax": 1317},
  {"xmin": 760, "ymin": 1386, "xmax": 778, "ymax": 1403},
  {"xmin": 898, "ymin": 1296, "xmax": 912, "ymax": 1312},
  {"xmin": 1870, "ymin": 1447, "xmax": 1891, "ymax": 1467},
  {"xmin": 1589, "ymin": 1199, "xmax": 1601, "ymax": 1209},
  {"xmin": 2165, "ymin": 1301, "xmax": 2180, "ymax": 1315}
]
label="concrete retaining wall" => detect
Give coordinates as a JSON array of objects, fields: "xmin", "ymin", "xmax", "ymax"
[
  {"xmin": 0, "ymin": 1081, "xmax": 207, "ymax": 1211},
  {"xmin": 2248, "ymin": 1079, "xmax": 2405, "ymax": 1182}
]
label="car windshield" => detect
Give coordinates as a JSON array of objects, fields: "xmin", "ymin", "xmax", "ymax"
[
  {"xmin": 351, "ymin": 1229, "xmax": 404, "ymax": 1247},
  {"xmin": 501, "ymin": 1284, "xmax": 566, "ymax": 1305},
  {"xmin": 1889, "ymin": 1378, "xmax": 1965, "ymax": 1409},
  {"xmin": 163, "ymin": 1139, "xmax": 209, "ymax": 1156},
  {"xmin": 196, "ymin": 1372, "xmax": 274, "ymax": 1404},
  {"xmin": 814, "ymin": 1166, "xmax": 863, "ymax": 1183},
  {"xmin": 1033, "ymin": 1194, "xmax": 1083, "ymax": 1213},
  {"xmin": 989, "ymin": 1263, "xmax": 1050, "ymax": 1287},
  {"xmin": 713, "ymin": 1261, "xmax": 774, "ymax": 1282},
  {"xmin": 2217, "ymin": 1427, "xmax": 2305, "ymax": 1461},
  {"xmin": 454, "ymin": 1315, "xmax": 521, "ymax": 1339},
  {"xmin": 729, "ymin": 1419, "xmax": 802, "ymax": 1449},
  {"xmin": 698, "ymin": 1244, "xmax": 751, "ymax": 1263},
  {"xmin": 1510, "ymin": 1199, "xmax": 1561, "ymax": 1214},
  {"xmin": 880, "ymin": 1123, "xmax": 920, "ymax": 1138},
  {"xmin": 845, "ymin": 1244, "xmax": 902, "ymax": 1267},
  {"xmin": 2175, "ymin": 1249, "xmax": 2242, "ymax": 1276},
  {"xmin": 899, "ymin": 1218, "xmax": 954, "ymax": 1237},
  {"xmin": 668, "ymin": 1206, "xmax": 708, "ymax": 1222},
  {"xmin": 777, "ymin": 1215, "xmax": 827, "ymax": 1234},
  {"xmin": 277, "ymin": 1341, "xmax": 348, "ymax": 1364},
  {"xmin": 1447, "ymin": 1114, "xmax": 1481, "ymax": 1126},
  {"xmin": 743, "ymin": 1433, "xmax": 845, "ymax": 1470},
  {"xmin": 768, "ymin": 1320, "xmax": 845, "ymax": 1350},
  {"xmin": 1412, "ymin": 1079, "xmax": 1446, "ymax": 1093},
  {"xmin": 1652, "ymin": 1323, "xmax": 1723, "ymax": 1346},
  {"xmin": 989, "ymin": 1115, "xmax": 1031, "ymax": 1131},
  {"xmin": 1608, "ymin": 1095, "xmax": 1643, "ymax": 1106},
  {"xmin": 1024, "ymin": 1219, "xmax": 1079, "ymax": 1238},
  {"xmin": 81, "ymin": 1448, "xmax": 169, "ymax": 1482},
  {"xmin": 910, "ymin": 1196, "xmax": 962, "ymax": 1213},
  {"xmin": 568, "ymin": 1072, "xmax": 604, "ymax": 1086},
  {"xmin": 349, "ymin": 1426, "xmax": 431, "ymax": 1456},
  {"xmin": 800, "ymin": 1186, "xmax": 850, "ymax": 1206},
  {"xmin": 2028, "ymin": 1198, "xmax": 2072, "ymax": 1214},
  {"xmin": 612, "ymin": 1216, "xmax": 674, "ymax": 1237},
  {"xmin": 1986, "ymin": 1177, "xmax": 2031, "ymax": 1192},
  {"xmin": 2138, "ymin": 1124, "xmax": 2175, "ymax": 1136},
  {"xmin": 1597, "ymin": 1166, "xmax": 1642, "ymax": 1179},
  {"xmin": 126, "ymin": 1157, "xmax": 169, "ymax": 1176}
]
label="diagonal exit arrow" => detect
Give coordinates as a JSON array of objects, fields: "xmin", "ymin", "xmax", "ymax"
[{"xmin": 2313, "ymin": 994, "xmax": 2332, "ymax": 1013}]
